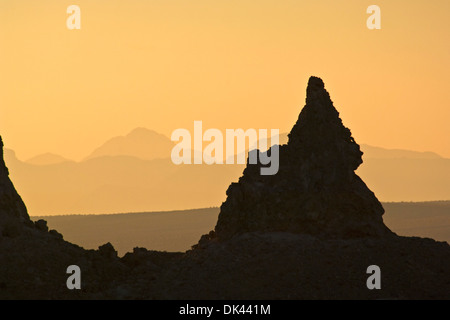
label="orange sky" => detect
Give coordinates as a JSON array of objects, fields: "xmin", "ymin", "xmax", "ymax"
[{"xmin": 1, "ymin": 0, "xmax": 449, "ymax": 161}]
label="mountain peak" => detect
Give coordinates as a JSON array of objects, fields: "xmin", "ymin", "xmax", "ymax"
[
  {"xmin": 85, "ymin": 128, "xmax": 174, "ymax": 161},
  {"xmin": 26, "ymin": 153, "xmax": 71, "ymax": 166},
  {"xmin": 127, "ymin": 127, "xmax": 163, "ymax": 138}
]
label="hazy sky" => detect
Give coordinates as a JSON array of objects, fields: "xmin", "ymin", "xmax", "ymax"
[{"xmin": 1, "ymin": 0, "xmax": 449, "ymax": 161}]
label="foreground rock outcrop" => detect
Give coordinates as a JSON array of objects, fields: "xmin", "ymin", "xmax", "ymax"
[
  {"xmin": 144, "ymin": 233, "xmax": 450, "ymax": 299},
  {"xmin": 213, "ymin": 76, "xmax": 392, "ymax": 240},
  {"xmin": 0, "ymin": 137, "xmax": 30, "ymax": 229},
  {"xmin": 0, "ymin": 76, "xmax": 449, "ymax": 299},
  {"xmin": 0, "ymin": 137, "xmax": 126, "ymax": 299}
]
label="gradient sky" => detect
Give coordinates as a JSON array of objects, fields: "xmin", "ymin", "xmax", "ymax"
[{"xmin": 1, "ymin": 0, "xmax": 449, "ymax": 161}]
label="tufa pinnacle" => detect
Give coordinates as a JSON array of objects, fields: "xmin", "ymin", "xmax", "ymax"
[{"xmin": 212, "ymin": 76, "xmax": 392, "ymax": 240}]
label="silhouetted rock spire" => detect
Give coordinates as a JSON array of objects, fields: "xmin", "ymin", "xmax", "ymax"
[
  {"xmin": 0, "ymin": 136, "xmax": 30, "ymax": 226},
  {"xmin": 288, "ymin": 76, "xmax": 363, "ymax": 175},
  {"xmin": 213, "ymin": 76, "xmax": 392, "ymax": 240}
]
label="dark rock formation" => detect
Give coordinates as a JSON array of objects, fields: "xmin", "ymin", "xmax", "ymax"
[
  {"xmin": 1, "ymin": 77, "xmax": 449, "ymax": 300},
  {"xmin": 34, "ymin": 219, "xmax": 49, "ymax": 232},
  {"xmin": 214, "ymin": 76, "xmax": 392, "ymax": 239},
  {"xmin": 148, "ymin": 233, "xmax": 450, "ymax": 300},
  {"xmin": 99, "ymin": 242, "xmax": 119, "ymax": 259},
  {"xmin": 0, "ymin": 136, "xmax": 128, "ymax": 299},
  {"xmin": 0, "ymin": 136, "xmax": 32, "ymax": 241},
  {"xmin": 0, "ymin": 137, "xmax": 30, "ymax": 226}
]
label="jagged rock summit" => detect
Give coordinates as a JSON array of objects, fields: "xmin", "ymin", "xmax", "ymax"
[
  {"xmin": 213, "ymin": 76, "xmax": 392, "ymax": 240},
  {"xmin": 0, "ymin": 137, "xmax": 30, "ymax": 227}
]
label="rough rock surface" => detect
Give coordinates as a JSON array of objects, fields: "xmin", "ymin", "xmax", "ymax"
[{"xmin": 214, "ymin": 76, "xmax": 392, "ymax": 240}]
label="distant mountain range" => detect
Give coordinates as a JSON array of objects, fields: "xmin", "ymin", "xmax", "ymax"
[
  {"xmin": 360, "ymin": 144, "xmax": 442, "ymax": 160},
  {"xmin": 22, "ymin": 129, "xmax": 443, "ymax": 164},
  {"xmin": 25, "ymin": 153, "xmax": 73, "ymax": 166},
  {"xmin": 5, "ymin": 128, "xmax": 450, "ymax": 215}
]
